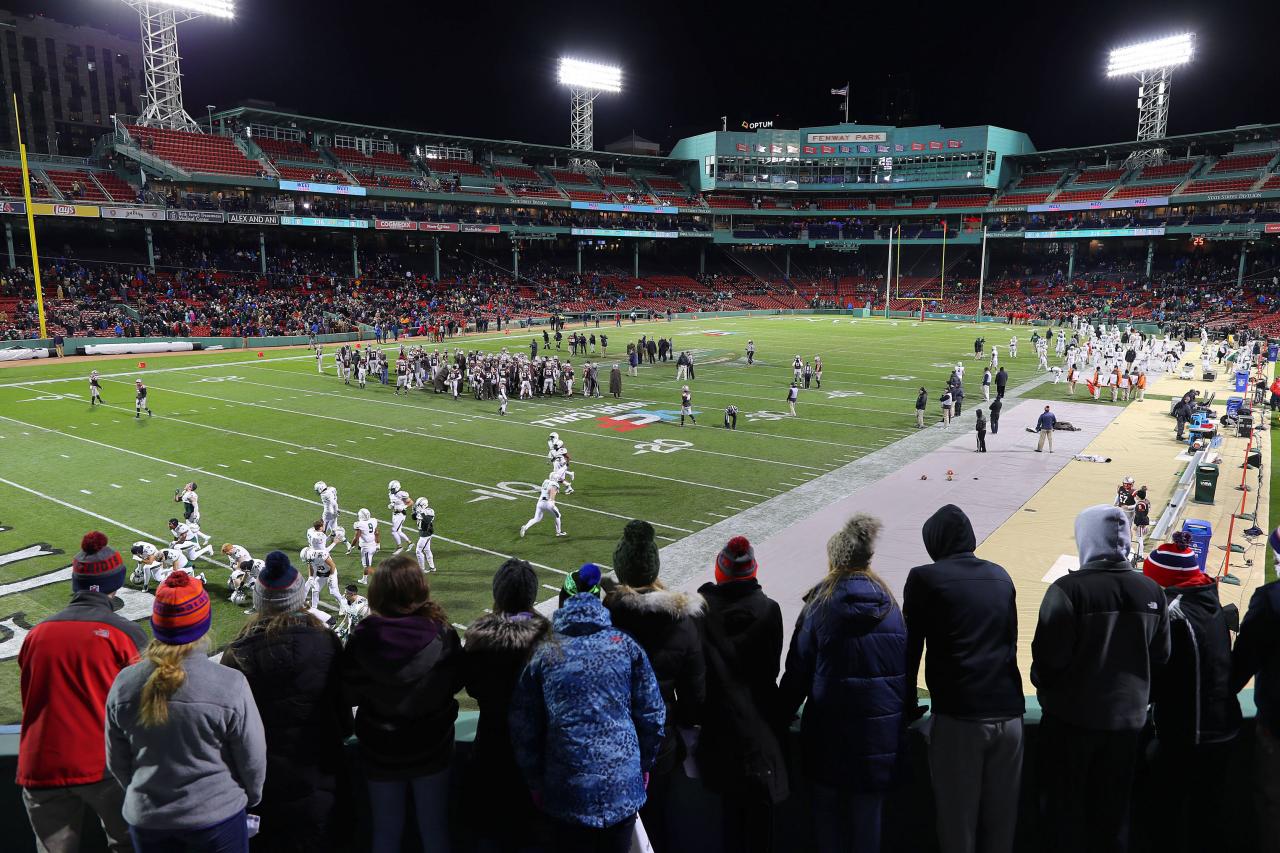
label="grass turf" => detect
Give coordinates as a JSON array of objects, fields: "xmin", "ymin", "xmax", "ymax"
[{"xmin": 0, "ymin": 315, "xmax": 1078, "ymax": 723}]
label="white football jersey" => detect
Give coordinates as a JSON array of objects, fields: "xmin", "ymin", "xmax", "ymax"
[
  {"xmin": 305, "ymin": 550, "xmax": 330, "ymax": 573},
  {"xmin": 159, "ymin": 548, "xmax": 188, "ymax": 571},
  {"xmin": 224, "ymin": 545, "xmax": 251, "ymax": 569},
  {"xmin": 339, "ymin": 595, "xmax": 369, "ymax": 620},
  {"xmin": 389, "ymin": 489, "xmax": 410, "ymax": 513},
  {"xmin": 538, "ymin": 479, "xmax": 557, "ymax": 502},
  {"xmin": 171, "ymin": 522, "xmax": 196, "ymax": 544},
  {"xmin": 179, "ymin": 489, "xmax": 200, "ymax": 511},
  {"xmin": 306, "ymin": 528, "xmax": 329, "ymax": 551},
  {"xmin": 355, "ymin": 518, "xmax": 378, "ymax": 547},
  {"xmin": 320, "ymin": 487, "xmax": 339, "ymax": 514}
]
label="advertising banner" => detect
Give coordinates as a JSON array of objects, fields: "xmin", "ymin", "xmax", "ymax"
[
  {"xmin": 929, "ymin": 140, "xmax": 943, "ymax": 150},
  {"xmin": 1026, "ymin": 226, "xmax": 1165, "ymax": 239},
  {"xmin": 947, "ymin": 139, "xmax": 963, "ymax": 149},
  {"xmin": 569, "ymin": 201, "xmax": 678, "ymax": 215},
  {"xmin": 281, "ymin": 216, "xmax": 369, "ymax": 229},
  {"xmin": 419, "ymin": 221, "xmax": 461, "ymax": 232},
  {"xmin": 802, "ymin": 145, "xmax": 816, "ymax": 154},
  {"xmin": 459, "ymin": 223, "xmax": 501, "ymax": 234},
  {"xmin": 807, "ymin": 132, "xmax": 887, "ymax": 143},
  {"xmin": 33, "ymin": 202, "xmax": 99, "ymax": 218},
  {"xmin": 226, "ymin": 212, "xmax": 280, "ymax": 226},
  {"xmin": 0, "ymin": 200, "xmax": 24, "ymax": 214},
  {"xmin": 570, "ymin": 228, "xmax": 679, "ymax": 239},
  {"xmin": 1029, "ymin": 196, "xmax": 1169, "ymax": 214},
  {"xmin": 277, "ymin": 179, "xmax": 367, "ymax": 197},
  {"xmin": 735, "ymin": 143, "xmax": 748, "ymax": 152},
  {"xmin": 1266, "ymin": 223, "xmax": 1280, "ymax": 234},
  {"xmin": 165, "ymin": 209, "xmax": 224, "ymax": 223},
  {"xmin": 374, "ymin": 218, "xmax": 418, "ymax": 230},
  {"xmin": 911, "ymin": 142, "xmax": 925, "ymax": 151},
  {"xmin": 101, "ymin": 206, "xmax": 165, "ymax": 221}
]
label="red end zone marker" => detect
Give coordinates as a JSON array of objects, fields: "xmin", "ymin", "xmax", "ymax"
[
  {"xmin": 138, "ymin": 361, "xmax": 146, "ymax": 368},
  {"xmin": 257, "ymin": 352, "xmax": 264, "ymax": 358}
]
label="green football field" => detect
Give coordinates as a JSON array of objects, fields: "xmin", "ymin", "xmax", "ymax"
[{"xmin": 0, "ymin": 314, "xmax": 1047, "ymax": 723}]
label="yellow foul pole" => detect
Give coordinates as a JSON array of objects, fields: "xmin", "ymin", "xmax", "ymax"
[
  {"xmin": 940, "ymin": 218, "xmax": 947, "ymax": 301},
  {"xmin": 14, "ymin": 93, "xmax": 46, "ymax": 339}
]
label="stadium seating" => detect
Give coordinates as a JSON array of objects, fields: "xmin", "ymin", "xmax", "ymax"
[
  {"xmin": 493, "ymin": 165, "xmax": 542, "ymax": 182},
  {"xmin": 600, "ymin": 174, "xmax": 639, "ymax": 190},
  {"xmin": 368, "ymin": 150, "xmax": 413, "ymax": 171},
  {"xmin": 328, "ymin": 146, "xmax": 374, "ymax": 167},
  {"xmin": 0, "ymin": 166, "xmax": 54, "ymax": 198},
  {"xmin": 935, "ymin": 194, "xmax": 991, "ymax": 208},
  {"xmin": 274, "ymin": 165, "xmax": 351, "ymax": 184},
  {"xmin": 510, "ymin": 186, "xmax": 563, "ymax": 200},
  {"xmin": 644, "ymin": 176, "xmax": 691, "ymax": 193},
  {"xmin": 91, "ymin": 171, "xmax": 137, "ymax": 202},
  {"xmin": 423, "ymin": 158, "xmax": 486, "ymax": 177},
  {"xmin": 1180, "ymin": 177, "xmax": 1259, "ymax": 195},
  {"xmin": 1072, "ymin": 166, "xmax": 1126, "ymax": 184},
  {"xmin": 254, "ymin": 137, "xmax": 324, "ymax": 164},
  {"xmin": 1137, "ymin": 159, "xmax": 1196, "ymax": 180},
  {"xmin": 548, "ymin": 169, "xmax": 592, "ymax": 185},
  {"xmin": 563, "ymin": 189, "xmax": 611, "ymax": 202},
  {"xmin": 993, "ymin": 191, "xmax": 1052, "ymax": 206},
  {"xmin": 816, "ymin": 197, "xmax": 870, "ymax": 210},
  {"xmin": 127, "ymin": 126, "xmax": 263, "ymax": 177},
  {"xmin": 41, "ymin": 169, "xmax": 109, "ymax": 202},
  {"xmin": 1208, "ymin": 152, "xmax": 1274, "ymax": 174},
  {"xmin": 705, "ymin": 195, "xmax": 748, "ymax": 209},
  {"xmin": 1012, "ymin": 170, "xmax": 1064, "ymax": 189},
  {"xmin": 1052, "ymin": 188, "xmax": 1109, "ymax": 203},
  {"xmin": 1110, "ymin": 182, "xmax": 1178, "ymax": 199},
  {"xmin": 1261, "ymin": 174, "xmax": 1280, "ymax": 191}
]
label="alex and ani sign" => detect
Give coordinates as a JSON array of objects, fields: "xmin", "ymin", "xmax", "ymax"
[{"xmin": 807, "ymin": 132, "xmax": 888, "ymax": 144}]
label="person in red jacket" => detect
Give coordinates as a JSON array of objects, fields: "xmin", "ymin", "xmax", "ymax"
[{"xmin": 18, "ymin": 532, "xmax": 147, "ymax": 852}]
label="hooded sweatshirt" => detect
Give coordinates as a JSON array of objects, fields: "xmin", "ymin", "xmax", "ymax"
[
  {"xmin": 903, "ymin": 505, "xmax": 1024, "ymax": 719},
  {"xmin": 1031, "ymin": 505, "xmax": 1171, "ymax": 731}
]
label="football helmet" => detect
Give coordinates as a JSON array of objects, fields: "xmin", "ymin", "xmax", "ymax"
[
  {"xmin": 300, "ymin": 547, "xmax": 315, "ymax": 563},
  {"xmin": 388, "ymin": 480, "xmax": 401, "ymax": 493},
  {"xmin": 357, "ymin": 508, "xmax": 371, "ymax": 522},
  {"xmin": 131, "ymin": 542, "xmax": 158, "ymax": 560},
  {"xmin": 332, "ymin": 526, "xmax": 347, "ymax": 543},
  {"xmin": 314, "ymin": 481, "xmax": 327, "ymax": 495},
  {"xmin": 414, "ymin": 497, "xmax": 430, "ymax": 513},
  {"xmin": 549, "ymin": 431, "xmax": 560, "ymax": 443},
  {"xmin": 130, "ymin": 565, "xmax": 145, "ymax": 585}
]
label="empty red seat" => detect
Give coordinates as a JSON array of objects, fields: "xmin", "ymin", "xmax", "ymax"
[
  {"xmin": 1180, "ymin": 177, "xmax": 1258, "ymax": 195},
  {"xmin": 127, "ymin": 126, "xmax": 262, "ymax": 177},
  {"xmin": 1209, "ymin": 153, "xmax": 1273, "ymax": 174},
  {"xmin": 42, "ymin": 169, "xmax": 109, "ymax": 201},
  {"xmin": 255, "ymin": 137, "xmax": 324, "ymax": 163},
  {"xmin": 1138, "ymin": 160, "xmax": 1196, "ymax": 179},
  {"xmin": 1073, "ymin": 167, "xmax": 1126, "ymax": 184},
  {"xmin": 1013, "ymin": 171, "xmax": 1063, "ymax": 189},
  {"xmin": 1110, "ymin": 182, "xmax": 1177, "ymax": 199},
  {"xmin": 1053, "ymin": 188, "xmax": 1108, "ymax": 203}
]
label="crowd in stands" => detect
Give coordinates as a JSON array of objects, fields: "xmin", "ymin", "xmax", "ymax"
[{"xmin": 17, "ymin": 503, "xmax": 1280, "ymax": 852}]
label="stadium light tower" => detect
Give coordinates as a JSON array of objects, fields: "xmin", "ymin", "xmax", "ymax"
[
  {"xmin": 117, "ymin": 0, "xmax": 235, "ymax": 132},
  {"xmin": 558, "ymin": 58, "xmax": 621, "ymax": 169},
  {"xmin": 1106, "ymin": 32, "xmax": 1194, "ymax": 168}
]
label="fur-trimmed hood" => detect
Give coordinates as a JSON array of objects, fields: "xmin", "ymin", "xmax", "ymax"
[
  {"xmin": 603, "ymin": 582, "xmax": 705, "ymax": 622},
  {"xmin": 463, "ymin": 611, "xmax": 550, "ymax": 654}
]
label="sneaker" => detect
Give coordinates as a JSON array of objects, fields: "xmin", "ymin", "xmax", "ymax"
[
  {"xmin": 556, "ymin": 531, "xmax": 568, "ymax": 537},
  {"xmin": 392, "ymin": 547, "xmax": 403, "ymax": 556},
  {"xmin": 357, "ymin": 576, "xmax": 368, "ymax": 585}
]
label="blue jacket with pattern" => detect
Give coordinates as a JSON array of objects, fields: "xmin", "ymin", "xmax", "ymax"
[{"xmin": 510, "ymin": 593, "xmax": 666, "ymax": 829}]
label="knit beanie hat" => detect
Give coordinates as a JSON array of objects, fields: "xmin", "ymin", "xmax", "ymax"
[
  {"xmin": 493, "ymin": 558, "xmax": 538, "ymax": 614},
  {"xmin": 150, "ymin": 572, "xmax": 211, "ymax": 645},
  {"xmin": 715, "ymin": 536, "xmax": 758, "ymax": 583},
  {"xmin": 559, "ymin": 563, "xmax": 602, "ymax": 606},
  {"xmin": 613, "ymin": 520, "xmax": 660, "ymax": 587},
  {"xmin": 1144, "ymin": 532, "xmax": 1212, "ymax": 588},
  {"xmin": 72, "ymin": 531, "xmax": 125, "ymax": 595},
  {"xmin": 827, "ymin": 514, "xmax": 882, "ymax": 571},
  {"xmin": 253, "ymin": 550, "xmax": 307, "ymax": 615}
]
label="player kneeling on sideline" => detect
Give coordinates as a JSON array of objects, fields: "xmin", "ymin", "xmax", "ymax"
[
  {"xmin": 131, "ymin": 542, "xmax": 203, "ymax": 591},
  {"xmin": 228, "ymin": 559, "xmax": 262, "ymax": 613},
  {"xmin": 302, "ymin": 545, "xmax": 341, "ymax": 611},
  {"xmin": 332, "ymin": 583, "xmax": 369, "ymax": 643},
  {"xmin": 354, "ymin": 508, "xmax": 380, "ymax": 584},
  {"xmin": 520, "ymin": 476, "xmax": 566, "ymax": 538},
  {"xmin": 168, "ymin": 518, "xmax": 212, "ymax": 562},
  {"xmin": 411, "ymin": 497, "xmax": 437, "ymax": 573},
  {"xmin": 724, "ymin": 404, "xmax": 738, "ymax": 429}
]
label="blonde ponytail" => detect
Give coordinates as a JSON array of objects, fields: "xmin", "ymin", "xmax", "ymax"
[{"xmin": 139, "ymin": 639, "xmax": 201, "ymax": 727}]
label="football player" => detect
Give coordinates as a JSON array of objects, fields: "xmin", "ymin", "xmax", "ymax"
[
  {"xmin": 306, "ymin": 520, "xmax": 343, "ymax": 574},
  {"xmin": 169, "ymin": 517, "xmax": 212, "ymax": 561},
  {"xmin": 354, "ymin": 508, "xmax": 380, "ymax": 582},
  {"xmin": 519, "ymin": 477, "xmax": 565, "ymax": 538},
  {"xmin": 315, "ymin": 481, "xmax": 340, "ymax": 534},
  {"xmin": 387, "ymin": 480, "xmax": 412, "ymax": 554},
  {"xmin": 550, "ymin": 442, "xmax": 575, "ymax": 495},
  {"xmin": 301, "ymin": 545, "xmax": 341, "ymax": 611},
  {"xmin": 228, "ymin": 558, "xmax": 263, "ymax": 611},
  {"xmin": 174, "ymin": 482, "xmax": 212, "ymax": 547},
  {"xmin": 316, "ymin": 344, "xmax": 324, "ymax": 374},
  {"xmin": 89, "ymin": 370, "xmax": 104, "ymax": 406},
  {"xmin": 131, "ymin": 542, "xmax": 199, "ymax": 591},
  {"xmin": 412, "ymin": 497, "xmax": 436, "ymax": 573},
  {"xmin": 220, "ymin": 542, "xmax": 252, "ymax": 571},
  {"xmin": 333, "ymin": 583, "xmax": 369, "ymax": 643},
  {"xmin": 134, "ymin": 379, "xmax": 152, "ymax": 418}
]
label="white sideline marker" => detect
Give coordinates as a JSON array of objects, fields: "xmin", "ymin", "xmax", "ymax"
[
  {"xmin": 139, "ymin": 478, "xmax": 151, "ymax": 483},
  {"xmin": 79, "ymin": 489, "xmax": 91, "ymax": 495}
]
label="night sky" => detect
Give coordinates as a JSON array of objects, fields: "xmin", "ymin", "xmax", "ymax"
[{"xmin": 6, "ymin": 0, "xmax": 1278, "ymax": 152}]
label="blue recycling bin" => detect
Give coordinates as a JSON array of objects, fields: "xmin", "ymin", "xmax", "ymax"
[
  {"xmin": 1227, "ymin": 396, "xmax": 1244, "ymax": 417},
  {"xmin": 1182, "ymin": 519, "xmax": 1212, "ymax": 572},
  {"xmin": 1235, "ymin": 371, "xmax": 1250, "ymax": 393},
  {"xmin": 1269, "ymin": 342, "xmax": 1278, "ymax": 363}
]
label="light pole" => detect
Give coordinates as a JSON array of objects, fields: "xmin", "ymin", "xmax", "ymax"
[
  {"xmin": 1106, "ymin": 33, "xmax": 1194, "ymax": 169},
  {"xmin": 206, "ymin": 104, "xmax": 216, "ymax": 134},
  {"xmin": 558, "ymin": 58, "xmax": 621, "ymax": 171}
]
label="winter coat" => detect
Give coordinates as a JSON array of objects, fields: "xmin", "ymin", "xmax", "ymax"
[
  {"xmin": 17, "ymin": 591, "xmax": 147, "ymax": 789},
  {"xmin": 1233, "ymin": 578, "xmax": 1280, "ymax": 732},
  {"xmin": 509, "ymin": 593, "xmax": 666, "ymax": 829},
  {"xmin": 340, "ymin": 614, "xmax": 464, "ymax": 780},
  {"xmin": 903, "ymin": 505, "xmax": 1024, "ymax": 720},
  {"xmin": 462, "ymin": 611, "xmax": 550, "ymax": 836},
  {"xmin": 222, "ymin": 616, "xmax": 352, "ymax": 849},
  {"xmin": 603, "ymin": 583, "xmax": 707, "ymax": 775},
  {"xmin": 778, "ymin": 573, "xmax": 909, "ymax": 791},
  {"xmin": 1151, "ymin": 582, "xmax": 1241, "ymax": 745},
  {"xmin": 695, "ymin": 580, "xmax": 789, "ymax": 803},
  {"xmin": 915, "ymin": 390, "xmax": 927, "ymax": 411},
  {"xmin": 610, "ymin": 367, "xmax": 623, "ymax": 394},
  {"xmin": 1031, "ymin": 559, "xmax": 1170, "ymax": 731}
]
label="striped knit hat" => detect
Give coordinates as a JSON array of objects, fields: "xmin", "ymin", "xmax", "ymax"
[
  {"xmin": 1143, "ymin": 532, "xmax": 1210, "ymax": 589},
  {"xmin": 715, "ymin": 536, "xmax": 758, "ymax": 583},
  {"xmin": 72, "ymin": 531, "xmax": 125, "ymax": 595},
  {"xmin": 253, "ymin": 551, "xmax": 307, "ymax": 615},
  {"xmin": 151, "ymin": 572, "xmax": 212, "ymax": 645}
]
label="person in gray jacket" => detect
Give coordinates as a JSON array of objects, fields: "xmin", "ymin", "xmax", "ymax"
[
  {"xmin": 106, "ymin": 572, "xmax": 266, "ymax": 852},
  {"xmin": 1031, "ymin": 505, "xmax": 1170, "ymax": 853}
]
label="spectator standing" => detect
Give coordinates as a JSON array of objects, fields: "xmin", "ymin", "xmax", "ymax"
[
  {"xmin": 462, "ymin": 559, "xmax": 551, "ymax": 853},
  {"xmin": 940, "ymin": 387, "xmax": 954, "ymax": 425},
  {"xmin": 1031, "ymin": 505, "xmax": 1170, "ymax": 853},
  {"xmin": 981, "ymin": 367, "xmax": 991, "ymax": 401},
  {"xmin": 1142, "ymin": 533, "xmax": 1241, "ymax": 853},
  {"xmin": 995, "ymin": 366, "xmax": 1008, "ymax": 399},
  {"xmin": 1230, "ymin": 529, "xmax": 1280, "ymax": 853},
  {"xmin": 975, "ymin": 409, "xmax": 987, "ymax": 452},
  {"xmin": 18, "ymin": 533, "xmax": 146, "ymax": 853},
  {"xmin": 221, "ymin": 551, "xmax": 352, "ymax": 853},
  {"xmin": 778, "ymin": 514, "xmax": 908, "ymax": 853},
  {"xmin": 695, "ymin": 536, "xmax": 788, "ymax": 853},
  {"xmin": 509, "ymin": 586, "xmax": 666, "ymax": 853},
  {"xmin": 915, "ymin": 386, "xmax": 928, "ymax": 429},
  {"xmin": 988, "ymin": 397, "xmax": 1002, "ymax": 436},
  {"xmin": 610, "ymin": 363, "xmax": 623, "ymax": 398},
  {"xmin": 603, "ymin": 520, "xmax": 706, "ymax": 852},
  {"xmin": 105, "ymin": 573, "xmax": 266, "ymax": 853},
  {"xmin": 1035, "ymin": 405, "xmax": 1056, "ymax": 453},
  {"xmin": 340, "ymin": 555, "xmax": 464, "ymax": 853},
  {"xmin": 904, "ymin": 506, "xmax": 1024, "ymax": 853}
]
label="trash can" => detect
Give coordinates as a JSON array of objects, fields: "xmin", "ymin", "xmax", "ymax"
[
  {"xmin": 1193, "ymin": 463, "xmax": 1220, "ymax": 505},
  {"xmin": 1235, "ymin": 371, "xmax": 1250, "ymax": 393},
  {"xmin": 1182, "ymin": 519, "xmax": 1213, "ymax": 572},
  {"xmin": 1226, "ymin": 396, "xmax": 1244, "ymax": 417}
]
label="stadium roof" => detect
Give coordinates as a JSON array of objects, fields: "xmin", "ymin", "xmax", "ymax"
[
  {"xmin": 212, "ymin": 106, "xmax": 689, "ymax": 169},
  {"xmin": 1007, "ymin": 123, "xmax": 1280, "ymax": 165}
]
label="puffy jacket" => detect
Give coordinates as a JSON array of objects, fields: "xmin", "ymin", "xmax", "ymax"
[
  {"xmin": 510, "ymin": 594, "xmax": 666, "ymax": 829},
  {"xmin": 17, "ymin": 591, "xmax": 147, "ymax": 789},
  {"xmin": 1031, "ymin": 559, "xmax": 1170, "ymax": 731},
  {"xmin": 778, "ymin": 573, "xmax": 909, "ymax": 791},
  {"xmin": 603, "ymin": 583, "xmax": 706, "ymax": 774},
  {"xmin": 222, "ymin": 616, "xmax": 352, "ymax": 847},
  {"xmin": 340, "ymin": 614, "xmax": 463, "ymax": 780},
  {"xmin": 1151, "ymin": 582, "xmax": 1241, "ymax": 745},
  {"xmin": 904, "ymin": 505, "xmax": 1024, "ymax": 720},
  {"xmin": 1232, "ymin": 578, "xmax": 1280, "ymax": 732}
]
